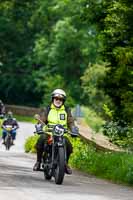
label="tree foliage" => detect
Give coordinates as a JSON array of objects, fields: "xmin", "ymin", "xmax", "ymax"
[
  {"xmin": 97, "ymin": 0, "xmax": 133, "ymax": 124},
  {"xmin": 0, "ymin": 0, "xmax": 132, "ymax": 125},
  {"xmin": 81, "ymin": 63, "xmax": 112, "ymax": 114}
]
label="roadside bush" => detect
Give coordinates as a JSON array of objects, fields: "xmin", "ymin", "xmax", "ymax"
[
  {"xmin": 24, "ymin": 134, "xmax": 38, "ymax": 153},
  {"xmin": 126, "ymin": 165, "xmax": 133, "ymax": 184},
  {"xmin": 103, "ymin": 120, "xmax": 133, "ymax": 150},
  {"xmin": 0, "ymin": 118, "xmax": 4, "ymax": 136}
]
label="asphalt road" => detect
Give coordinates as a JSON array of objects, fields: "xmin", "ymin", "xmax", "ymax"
[{"xmin": 0, "ymin": 122, "xmax": 132, "ymax": 200}]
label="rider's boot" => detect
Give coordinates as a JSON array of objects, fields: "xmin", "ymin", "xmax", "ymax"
[
  {"xmin": 65, "ymin": 150, "xmax": 72, "ymax": 174},
  {"xmin": 65, "ymin": 164, "xmax": 72, "ymax": 175},
  {"xmin": 65, "ymin": 140, "xmax": 73, "ymax": 175},
  {"xmin": 33, "ymin": 150, "xmax": 43, "ymax": 171},
  {"xmin": 10, "ymin": 139, "xmax": 14, "ymax": 145},
  {"xmin": 2, "ymin": 139, "xmax": 5, "ymax": 145},
  {"xmin": 33, "ymin": 161, "xmax": 41, "ymax": 171}
]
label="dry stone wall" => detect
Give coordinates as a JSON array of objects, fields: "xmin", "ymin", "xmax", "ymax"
[{"xmin": 5, "ymin": 105, "xmax": 41, "ymax": 117}]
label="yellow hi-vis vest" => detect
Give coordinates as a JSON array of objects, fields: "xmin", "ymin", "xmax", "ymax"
[{"xmin": 47, "ymin": 104, "xmax": 68, "ymax": 128}]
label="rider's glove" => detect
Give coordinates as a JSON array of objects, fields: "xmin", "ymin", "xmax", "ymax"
[
  {"xmin": 70, "ymin": 126, "xmax": 79, "ymax": 137},
  {"xmin": 35, "ymin": 123, "xmax": 44, "ymax": 134},
  {"xmin": 42, "ymin": 125, "xmax": 48, "ymax": 132},
  {"xmin": 2, "ymin": 126, "xmax": 6, "ymax": 130}
]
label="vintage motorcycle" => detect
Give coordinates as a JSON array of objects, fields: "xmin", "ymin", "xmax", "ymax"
[
  {"xmin": 3, "ymin": 125, "xmax": 14, "ymax": 150},
  {"xmin": 34, "ymin": 114, "xmax": 78, "ymax": 185}
]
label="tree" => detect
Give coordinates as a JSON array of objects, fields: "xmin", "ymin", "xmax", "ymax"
[
  {"xmin": 0, "ymin": 0, "xmax": 103, "ymax": 106},
  {"xmin": 81, "ymin": 63, "xmax": 112, "ymax": 114},
  {"xmin": 0, "ymin": 0, "xmax": 41, "ymax": 105},
  {"xmin": 96, "ymin": 0, "xmax": 133, "ymax": 124}
]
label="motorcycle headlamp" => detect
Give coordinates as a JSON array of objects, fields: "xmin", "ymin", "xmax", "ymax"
[{"xmin": 53, "ymin": 124, "xmax": 65, "ymax": 136}]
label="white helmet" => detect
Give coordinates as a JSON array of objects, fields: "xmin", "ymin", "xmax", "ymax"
[{"xmin": 51, "ymin": 89, "xmax": 66, "ymax": 101}]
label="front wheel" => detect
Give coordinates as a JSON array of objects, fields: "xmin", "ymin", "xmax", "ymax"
[
  {"xmin": 5, "ymin": 136, "xmax": 11, "ymax": 150},
  {"xmin": 54, "ymin": 147, "xmax": 65, "ymax": 185}
]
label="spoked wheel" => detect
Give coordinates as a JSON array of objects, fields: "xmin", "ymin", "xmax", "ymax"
[
  {"xmin": 5, "ymin": 136, "xmax": 11, "ymax": 150},
  {"xmin": 54, "ymin": 147, "xmax": 65, "ymax": 185}
]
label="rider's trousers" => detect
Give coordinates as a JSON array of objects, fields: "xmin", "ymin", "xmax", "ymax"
[{"xmin": 2, "ymin": 130, "xmax": 16, "ymax": 140}]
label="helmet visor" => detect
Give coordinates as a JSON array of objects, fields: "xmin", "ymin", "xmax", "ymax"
[{"xmin": 53, "ymin": 94, "xmax": 64, "ymax": 99}]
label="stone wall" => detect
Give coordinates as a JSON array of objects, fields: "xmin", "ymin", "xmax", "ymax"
[{"xmin": 5, "ymin": 105, "xmax": 41, "ymax": 117}]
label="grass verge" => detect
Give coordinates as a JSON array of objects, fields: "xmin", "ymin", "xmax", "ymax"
[
  {"xmin": 70, "ymin": 137, "xmax": 133, "ymax": 185},
  {"xmin": 14, "ymin": 115, "xmax": 35, "ymax": 123}
]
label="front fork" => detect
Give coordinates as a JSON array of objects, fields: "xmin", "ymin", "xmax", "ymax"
[{"xmin": 51, "ymin": 137, "xmax": 66, "ymax": 169}]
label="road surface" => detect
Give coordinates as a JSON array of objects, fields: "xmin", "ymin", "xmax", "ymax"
[{"xmin": 0, "ymin": 122, "xmax": 132, "ymax": 200}]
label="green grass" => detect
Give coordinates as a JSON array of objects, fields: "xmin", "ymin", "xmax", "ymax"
[
  {"xmin": 69, "ymin": 137, "xmax": 133, "ymax": 185},
  {"xmin": 14, "ymin": 114, "xmax": 36, "ymax": 123}
]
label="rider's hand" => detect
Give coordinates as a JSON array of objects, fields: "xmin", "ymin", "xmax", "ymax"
[
  {"xmin": 2, "ymin": 125, "xmax": 6, "ymax": 130},
  {"xmin": 42, "ymin": 125, "xmax": 48, "ymax": 132},
  {"xmin": 35, "ymin": 123, "xmax": 43, "ymax": 131},
  {"xmin": 35, "ymin": 123, "xmax": 44, "ymax": 134}
]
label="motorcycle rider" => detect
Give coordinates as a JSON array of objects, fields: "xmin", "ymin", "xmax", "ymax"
[
  {"xmin": 33, "ymin": 89, "xmax": 79, "ymax": 174},
  {"xmin": 0, "ymin": 99, "xmax": 5, "ymax": 118},
  {"xmin": 1, "ymin": 111, "xmax": 19, "ymax": 145}
]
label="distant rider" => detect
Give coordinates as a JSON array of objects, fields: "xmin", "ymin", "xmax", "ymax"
[
  {"xmin": 33, "ymin": 89, "xmax": 79, "ymax": 174},
  {"xmin": 0, "ymin": 100, "xmax": 5, "ymax": 118},
  {"xmin": 1, "ymin": 111, "xmax": 19, "ymax": 145}
]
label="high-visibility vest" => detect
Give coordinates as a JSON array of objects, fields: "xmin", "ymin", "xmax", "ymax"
[{"xmin": 47, "ymin": 104, "xmax": 68, "ymax": 128}]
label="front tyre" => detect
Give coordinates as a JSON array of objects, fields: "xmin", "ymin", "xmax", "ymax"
[
  {"xmin": 54, "ymin": 147, "xmax": 65, "ymax": 185},
  {"xmin": 5, "ymin": 136, "xmax": 11, "ymax": 150}
]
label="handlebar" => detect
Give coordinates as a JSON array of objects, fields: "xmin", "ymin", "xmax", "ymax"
[
  {"xmin": 4, "ymin": 125, "xmax": 13, "ymax": 131},
  {"xmin": 47, "ymin": 124, "xmax": 68, "ymax": 133},
  {"xmin": 34, "ymin": 114, "xmax": 79, "ymax": 137}
]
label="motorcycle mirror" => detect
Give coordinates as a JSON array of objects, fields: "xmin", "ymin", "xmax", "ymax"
[
  {"xmin": 34, "ymin": 114, "xmax": 40, "ymax": 120},
  {"xmin": 34, "ymin": 114, "xmax": 45, "ymax": 125}
]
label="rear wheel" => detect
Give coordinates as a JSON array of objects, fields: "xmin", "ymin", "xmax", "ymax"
[{"xmin": 54, "ymin": 147, "xmax": 65, "ymax": 185}]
